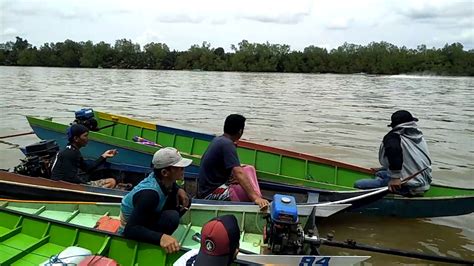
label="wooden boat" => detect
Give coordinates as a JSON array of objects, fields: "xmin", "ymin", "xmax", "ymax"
[
  {"xmin": 0, "ymin": 199, "xmax": 370, "ymax": 265},
  {"xmin": 1, "ymin": 169, "xmax": 396, "ymax": 218},
  {"xmin": 26, "ymin": 111, "xmax": 474, "ymax": 218}
]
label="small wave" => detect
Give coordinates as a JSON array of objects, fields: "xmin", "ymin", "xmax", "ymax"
[{"xmin": 383, "ymin": 74, "xmax": 471, "ymax": 80}]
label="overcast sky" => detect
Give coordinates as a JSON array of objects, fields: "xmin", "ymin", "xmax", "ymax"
[{"xmin": 1, "ymin": 0, "xmax": 473, "ymax": 51}]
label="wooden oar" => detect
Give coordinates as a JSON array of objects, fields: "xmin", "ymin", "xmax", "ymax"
[
  {"xmin": 0, "ymin": 131, "xmax": 34, "ymax": 139},
  {"xmin": 309, "ymin": 236, "xmax": 474, "ymax": 265},
  {"xmin": 318, "ymin": 167, "xmax": 429, "ymax": 206},
  {"xmin": 389, "ymin": 166, "xmax": 429, "ymax": 192}
]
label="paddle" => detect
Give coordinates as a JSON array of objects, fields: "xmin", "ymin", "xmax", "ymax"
[
  {"xmin": 0, "ymin": 131, "xmax": 35, "ymax": 139},
  {"xmin": 386, "ymin": 166, "xmax": 429, "ymax": 193},
  {"xmin": 317, "ymin": 167, "xmax": 429, "ymax": 206},
  {"xmin": 301, "ymin": 207, "xmax": 473, "ymax": 264},
  {"xmin": 0, "ymin": 121, "xmax": 115, "ymax": 140},
  {"xmin": 307, "ymin": 236, "xmax": 474, "ymax": 264}
]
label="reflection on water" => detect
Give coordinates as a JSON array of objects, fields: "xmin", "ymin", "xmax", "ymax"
[{"xmin": 0, "ymin": 66, "xmax": 472, "ymax": 263}]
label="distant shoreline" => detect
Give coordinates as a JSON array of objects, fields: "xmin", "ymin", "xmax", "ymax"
[{"xmin": 1, "ymin": 37, "xmax": 472, "ymax": 76}]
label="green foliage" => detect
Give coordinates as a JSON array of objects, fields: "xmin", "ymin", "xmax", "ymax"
[
  {"xmin": 144, "ymin": 42, "xmax": 170, "ymax": 69},
  {"xmin": 0, "ymin": 36, "xmax": 472, "ymax": 76}
]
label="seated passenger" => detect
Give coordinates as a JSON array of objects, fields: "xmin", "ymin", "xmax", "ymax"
[
  {"xmin": 51, "ymin": 124, "xmax": 117, "ymax": 188},
  {"xmin": 354, "ymin": 110, "xmax": 432, "ymax": 195},
  {"xmin": 120, "ymin": 147, "xmax": 192, "ymax": 253},
  {"xmin": 197, "ymin": 114, "xmax": 269, "ymax": 209}
]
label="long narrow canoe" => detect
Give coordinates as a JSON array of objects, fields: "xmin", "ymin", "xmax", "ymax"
[
  {"xmin": 0, "ymin": 170, "xmax": 376, "ymax": 218},
  {"xmin": 0, "ymin": 199, "xmax": 370, "ymax": 265},
  {"xmin": 26, "ymin": 112, "xmax": 474, "ymax": 218}
]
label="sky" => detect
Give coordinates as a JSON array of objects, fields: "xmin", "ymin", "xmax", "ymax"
[{"xmin": 0, "ymin": 0, "xmax": 473, "ymax": 52}]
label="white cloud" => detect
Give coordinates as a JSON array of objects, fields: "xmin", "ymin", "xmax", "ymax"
[
  {"xmin": 0, "ymin": 0, "xmax": 472, "ymax": 50},
  {"xmin": 135, "ymin": 30, "xmax": 166, "ymax": 46},
  {"xmin": 1, "ymin": 27, "xmax": 18, "ymax": 37},
  {"xmin": 326, "ymin": 18, "xmax": 353, "ymax": 30},
  {"xmin": 397, "ymin": 1, "xmax": 472, "ymax": 20}
]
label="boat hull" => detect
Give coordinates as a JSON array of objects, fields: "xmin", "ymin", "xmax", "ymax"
[
  {"xmin": 26, "ymin": 114, "xmax": 474, "ymax": 218},
  {"xmin": 0, "ymin": 171, "xmax": 357, "ymax": 217}
]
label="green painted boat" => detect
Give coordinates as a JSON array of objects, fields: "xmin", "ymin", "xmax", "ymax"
[
  {"xmin": 26, "ymin": 110, "xmax": 474, "ymax": 218},
  {"xmin": 0, "ymin": 199, "xmax": 370, "ymax": 265}
]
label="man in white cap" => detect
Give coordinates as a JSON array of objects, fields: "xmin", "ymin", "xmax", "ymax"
[{"xmin": 119, "ymin": 147, "xmax": 193, "ymax": 253}]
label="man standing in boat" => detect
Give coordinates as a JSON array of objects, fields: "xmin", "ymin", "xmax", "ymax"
[
  {"xmin": 120, "ymin": 147, "xmax": 192, "ymax": 253},
  {"xmin": 51, "ymin": 124, "xmax": 118, "ymax": 188},
  {"xmin": 197, "ymin": 114, "xmax": 269, "ymax": 209},
  {"xmin": 354, "ymin": 110, "xmax": 432, "ymax": 195}
]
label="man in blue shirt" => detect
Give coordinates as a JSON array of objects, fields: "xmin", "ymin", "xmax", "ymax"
[
  {"xmin": 198, "ymin": 114, "xmax": 269, "ymax": 209},
  {"xmin": 120, "ymin": 147, "xmax": 192, "ymax": 253}
]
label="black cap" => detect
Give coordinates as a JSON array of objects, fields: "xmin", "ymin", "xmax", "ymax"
[
  {"xmin": 67, "ymin": 124, "xmax": 89, "ymax": 142},
  {"xmin": 388, "ymin": 110, "xmax": 418, "ymax": 127}
]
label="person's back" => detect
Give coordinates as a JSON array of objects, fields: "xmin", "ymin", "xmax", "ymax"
[
  {"xmin": 380, "ymin": 120, "xmax": 432, "ymax": 193},
  {"xmin": 198, "ymin": 135, "xmax": 239, "ymax": 198},
  {"xmin": 355, "ymin": 110, "xmax": 432, "ymax": 195},
  {"xmin": 196, "ymin": 114, "xmax": 269, "ymax": 209}
]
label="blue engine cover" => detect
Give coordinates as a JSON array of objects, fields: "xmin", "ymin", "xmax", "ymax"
[
  {"xmin": 270, "ymin": 194, "xmax": 298, "ymax": 224},
  {"xmin": 75, "ymin": 108, "xmax": 94, "ymax": 120}
]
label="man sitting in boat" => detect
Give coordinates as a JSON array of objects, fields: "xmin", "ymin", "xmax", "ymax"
[
  {"xmin": 50, "ymin": 124, "xmax": 118, "ymax": 188},
  {"xmin": 174, "ymin": 215, "xmax": 240, "ymax": 266},
  {"xmin": 120, "ymin": 147, "xmax": 192, "ymax": 253},
  {"xmin": 354, "ymin": 110, "xmax": 432, "ymax": 195},
  {"xmin": 197, "ymin": 114, "xmax": 269, "ymax": 209}
]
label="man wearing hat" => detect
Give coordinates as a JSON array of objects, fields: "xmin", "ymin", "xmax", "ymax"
[
  {"xmin": 173, "ymin": 215, "xmax": 240, "ymax": 266},
  {"xmin": 120, "ymin": 147, "xmax": 193, "ymax": 254},
  {"xmin": 354, "ymin": 110, "xmax": 432, "ymax": 195},
  {"xmin": 51, "ymin": 124, "xmax": 118, "ymax": 188}
]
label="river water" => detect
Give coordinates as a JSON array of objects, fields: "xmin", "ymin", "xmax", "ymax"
[{"xmin": 0, "ymin": 66, "xmax": 472, "ymax": 264}]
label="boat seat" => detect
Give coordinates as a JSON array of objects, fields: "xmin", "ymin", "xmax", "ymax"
[
  {"xmin": 0, "ymin": 226, "xmax": 10, "ymax": 237},
  {"xmin": 307, "ymin": 192, "xmax": 320, "ymax": 203}
]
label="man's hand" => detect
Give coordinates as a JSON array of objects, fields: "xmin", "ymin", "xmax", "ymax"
[
  {"xmin": 160, "ymin": 234, "xmax": 180, "ymax": 253},
  {"xmin": 176, "ymin": 188, "xmax": 189, "ymax": 209},
  {"xmin": 388, "ymin": 178, "xmax": 402, "ymax": 192},
  {"xmin": 101, "ymin": 149, "xmax": 118, "ymax": 159},
  {"xmin": 254, "ymin": 197, "xmax": 270, "ymax": 210}
]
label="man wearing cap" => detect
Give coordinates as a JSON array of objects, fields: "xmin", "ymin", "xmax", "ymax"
[
  {"xmin": 51, "ymin": 124, "xmax": 117, "ymax": 188},
  {"xmin": 173, "ymin": 215, "xmax": 240, "ymax": 266},
  {"xmin": 120, "ymin": 147, "xmax": 193, "ymax": 253},
  {"xmin": 197, "ymin": 114, "xmax": 269, "ymax": 209},
  {"xmin": 354, "ymin": 110, "xmax": 432, "ymax": 195}
]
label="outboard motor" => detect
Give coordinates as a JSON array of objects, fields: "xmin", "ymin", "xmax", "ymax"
[
  {"xmin": 73, "ymin": 108, "xmax": 99, "ymax": 131},
  {"xmin": 14, "ymin": 140, "xmax": 59, "ymax": 178},
  {"xmin": 264, "ymin": 194, "xmax": 305, "ymax": 254}
]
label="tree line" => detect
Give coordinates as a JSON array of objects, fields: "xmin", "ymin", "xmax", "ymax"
[{"xmin": 1, "ymin": 36, "xmax": 473, "ymax": 76}]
